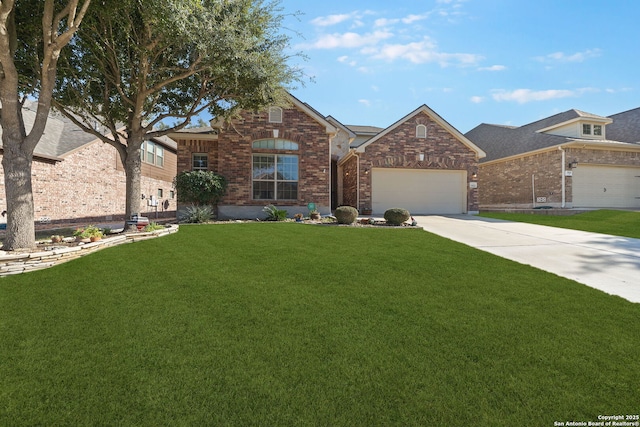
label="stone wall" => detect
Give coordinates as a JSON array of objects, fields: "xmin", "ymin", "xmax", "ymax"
[{"xmin": 0, "ymin": 225, "xmax": 178, "ymax": 276}]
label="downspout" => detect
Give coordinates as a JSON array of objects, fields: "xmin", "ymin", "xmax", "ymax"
[
  {"xmin": 558, "ymin": 146, "xmax": 566, "ymax": 208},
  {"xmin": 355, "ymin": 153, "xmax": 360, "ymax": 210}
]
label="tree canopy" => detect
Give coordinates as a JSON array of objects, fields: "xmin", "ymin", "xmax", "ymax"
[{"xmin": 53, "ymin": 0, "xmax": 303, "ymax": 224}]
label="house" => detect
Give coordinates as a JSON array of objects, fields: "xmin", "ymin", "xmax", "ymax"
[
  {"xmin": 171, "ymin": 94, "xmax": 485, "ymax": 219},
  {"xmin": 0, "ymin": 104, "xmax": 178, "ymax": 226},
  {"xmin": 465, "ymin": 108, "xmax": 640, "ymax": 209}
]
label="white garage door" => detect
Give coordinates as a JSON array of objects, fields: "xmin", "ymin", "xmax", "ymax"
[
  {"xmin": 572, "ymin": 165, "xmax": 640, "ymax": 208},
  {"xmin": 372, "ymin": 168, "xmax": 467, "ymax": 215}
]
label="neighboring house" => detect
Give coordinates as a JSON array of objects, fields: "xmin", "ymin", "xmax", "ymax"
[
  {"xmin": 0, "ymin": 104, "xmax": 178, "ymax": 226},
  {"xmin": 465, "ymin": 108, "xmax": 640, "ymax": 209},
  {"xmin": 171, "ymin": 94, "xmax": 485, "ymax": 219}
]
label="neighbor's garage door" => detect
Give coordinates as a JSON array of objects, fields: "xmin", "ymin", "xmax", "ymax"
[
  {"xmin": 372, "ymin": 168, "xmax": 467, "ymax": 214},
  {"xmin": 572, "ymin": 165, "xmax": 640, "ymax": 208}
]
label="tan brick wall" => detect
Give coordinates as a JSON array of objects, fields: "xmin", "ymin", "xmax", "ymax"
[
  {"xmin": 478, "ymin": 147, "xmax": 640, "ymax": 208},
  {"xmin": 0, "ymin": 140, "xmax": 176, "ymax": 225},
  {"xmin": 356, "ymin": 111, "xmax": 480, "ymax": 212}
]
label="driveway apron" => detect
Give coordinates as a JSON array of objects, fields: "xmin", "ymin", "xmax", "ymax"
[{"xmin": 414, "ymin": 215, "xmax": 640, "ymax": 304}]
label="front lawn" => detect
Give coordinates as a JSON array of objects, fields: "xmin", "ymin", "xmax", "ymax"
[
  {"xmin": 1, "ymin": 224, "xmax": 638, "ymax": 426},
  {"xmin": 480, "ymin": 209, "xmax": 640, "ymax": 238}
]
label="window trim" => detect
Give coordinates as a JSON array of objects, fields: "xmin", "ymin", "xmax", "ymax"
[
  {"xmin": 268, "ymin": 107, "xmax": 283, "ymax": 123},
  {"xmin": 582, "ymin": 123, "xmax": 592, "ymax": 136},
  {"xmin": 141, "ymin": 140, "xmax": 165, "ymax": 168},
  {"xmin": 416, "ymin": 124, "xmax": 427, "ymax": 139},
  {"xmin": 192, "ymin": 153, "xmax": 208, "ymax": 171},
  {"xmin": 252, "ymin": 153, "xmax": 298, "ymax": 200}
]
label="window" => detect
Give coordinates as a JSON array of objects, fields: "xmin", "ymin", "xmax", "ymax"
[
  {"xmin": 416, "ymin": 124, "xmax": 427, "ymax": 139},
  {"xmin": 593, "ymin": 125, "xmax": 602, "ymax": 136},
  {"xmin": 170, "ymin": 190, "xmax": 175, "ymax": 199},
  {"xmin": 252, "ymin": 154, "xmax": 298, "ymax": 200},
  {"xmin": 192, "ymin": 153, "xmax": 208, "ymax": 170},
  {"xmin": 252, "ymin": 139, "xmax": 298, "ymax": 150},
  {"xmin": 141, "ymin": 140, "xmax": 165, "ymax": 167},
  {"xmin": 582, "ymin": 124, "xmax": 592, "ymax": 135},
  {"xmin": 157, "ymin": 188, "xmax": 163, "ymax": 198},
  {"xmin": 268, "ymin": 107, "xmax": 283, "ymax": 123}
]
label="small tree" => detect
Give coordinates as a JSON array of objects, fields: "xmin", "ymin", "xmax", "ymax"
[{"xmin": 173, "ymin": 171, "xmax": 227, "ymax": 206}]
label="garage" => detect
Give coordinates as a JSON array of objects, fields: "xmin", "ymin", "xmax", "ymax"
[
  {"xmin": 572, "ymin": 165, "xmax": 640, "ymax": 208},
  {"xmin": 371, "ymin": 168, "xmax": 467, "ymax": 214}
]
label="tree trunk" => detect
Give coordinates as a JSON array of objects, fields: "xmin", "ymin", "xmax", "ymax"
[
  {"xmin": 1, "ymin": 141, "xmax": 36, "ymax": 250},
  {"xmin": 122, "ymin": 142, "xmax": 143, "ymax": 231}
]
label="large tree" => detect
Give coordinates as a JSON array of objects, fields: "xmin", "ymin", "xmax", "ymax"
[
  {"xmin": 0, "ymin": 0, "xmax": 91, "ymax": 250},
  {"xmin": 54, "ymin": 0, "xmax": 302, "ymax": 228}
]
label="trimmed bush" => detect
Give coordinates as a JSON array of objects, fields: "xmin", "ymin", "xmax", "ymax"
[
  {"xmin": 334, "ymin": 206, "xmax": 358, "ymax": 224},
  {"xmin": 384, "ymin": 208, "xmax": 410, "ymax": 226}
]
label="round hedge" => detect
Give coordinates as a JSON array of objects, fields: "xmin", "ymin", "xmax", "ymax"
[
  {"xmin": 334, "ymin": 206, "xmax": 359, "ymax": 224},
  {"xmin": 384, "ymin": 208, "xmax": 410, "ymax": 225}
]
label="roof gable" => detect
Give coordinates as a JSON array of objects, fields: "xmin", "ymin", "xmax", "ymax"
[{"xmin": 356, "ymin": 104, "xmax": 485, "ymax": 158}]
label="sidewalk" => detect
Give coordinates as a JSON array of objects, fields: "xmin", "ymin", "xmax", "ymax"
[{"xmin": 415, "ymin": 215, "xmax": 640, "ymax": 304}]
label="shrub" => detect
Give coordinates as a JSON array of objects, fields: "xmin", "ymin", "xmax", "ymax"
[
  {"xmin": 384, "ymin": 208, "xmax": 410, "ymax": 226},
  {"xmin": 181, "ymin": 205, "xmax": 214, "ymax": 223},
  {"xmin": 143, "ymin": 222, "xmax": 165, "ymax": 232},
  {"xmin": 334, "ymin": 206, "xmax": 358, "ymax": 224},
  {"xmin": 173, "ymin": 171, "xmax": 227, "ymax": 206},
  {"xmin": 263, "ymin": 205, "xmax": 288, "ymax": 221}
]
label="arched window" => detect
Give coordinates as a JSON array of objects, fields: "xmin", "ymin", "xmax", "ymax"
[
  {"xmin": 416, "ymin": 124, "xmax": 427, "ymax": 139},
  {"xmin": 252, "ymin": 139, "xmax": 299, "ymax": 200},
  {"xmin": 252, "ymin": 139, "xmax": 298, "ymax": 150},
  {"xmin": 268, "ymin": 107, "xmax": 283, "ymax": 123}
]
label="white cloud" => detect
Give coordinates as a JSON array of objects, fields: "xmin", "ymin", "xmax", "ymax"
[
  {"xmin": 311, "ymin": 13, "xmax": 356, "ymax": 27},
  {"xmin": 374, "ymin": 18, "xmax": 399, "ymax": 27},
  {"xmin": 491, "ymin": 88, "xmax": 598, "ymax": 104},
  {"xmin": 536, "ymin": 48, "xmax": 602, "ymax": 63},
  {"xmin": 304, "ymin": 30, "xmax": 393, "ymax": 49},
  {"xmin": 337, "ymin": 55, "xmax": 357, "ymax": 67},
  {"xmin": 358, "ymin": 99, "xmax": 371, "ymax": 107},
  {"xmin": 367, "ymin": 37, "xmax": 483, "ymax": 67},
  {"xmin": 402, "ymin": 14, "xmax": 429, "ymax": 24},
  {"xmin": 478, "ymin": 65, "xmax": 506, "ymax": 71},
  {"xmin": 470, "ymin": 96, "xmax": 484, "ymax": 103}
]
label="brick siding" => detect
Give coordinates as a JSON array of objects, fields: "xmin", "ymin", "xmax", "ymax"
[
  {"xmin": 479, "ymin": 147, "xmax": 640, "ymax": 208},
  {"xmin": 350, "ymin": 111, "xmax": 479, "ymax": 212},
  {"xmin": 175, "ymin": 106, "xmax": 331, "ymax": 217},
  {"xmin": 0, "ymin": 140, "xmax": 177, "ymax": 226}
]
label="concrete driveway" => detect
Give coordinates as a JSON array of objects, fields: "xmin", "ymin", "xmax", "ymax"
[{"xmin": 414, "ymin": 215, "xmax": 640, "ymax": 304}]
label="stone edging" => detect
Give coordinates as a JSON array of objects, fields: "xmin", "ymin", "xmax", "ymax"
[{"xmin": 0, "ymin": 224, "xmax": 179, "ymax": 276}]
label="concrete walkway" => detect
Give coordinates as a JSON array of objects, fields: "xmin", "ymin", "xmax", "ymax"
[{"xmin": 415, "ymin": 215, "xmax": 640, "ymax": 304}]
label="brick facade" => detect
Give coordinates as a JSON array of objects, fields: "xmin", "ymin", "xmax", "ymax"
[
  {"xmin": 479, "ymin": 147, "xmax": 640, "ymax": 208},
  {"xmin": 0, "ymin": 140, "xmax": 177, "ymax": 226},
  {"xmin": 174, "ymin": 105, "xmax": 332, "ymax": 219},
  {"xmin": 349, "ymin": 111, "xmax": 480, "ymax": 213}
]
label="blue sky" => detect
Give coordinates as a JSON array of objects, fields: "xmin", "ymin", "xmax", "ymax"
[{"xmin": 278, "ymin": 0, "xmax": 639, "ymax": 133}]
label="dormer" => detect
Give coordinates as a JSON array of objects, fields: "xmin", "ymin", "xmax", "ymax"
[{"xmin": 536, "ymin": 110, "xmax": 612, "ymax": 140}]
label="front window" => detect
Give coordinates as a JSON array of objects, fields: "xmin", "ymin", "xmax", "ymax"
[
  {"xmin": 192, "ymin": 153, "xmax": 208, "ymax": 171},
  {"xmin": 582, "ymin": 124, "xmax": 592, "ymax": 135},
  {"xmin": 252, "ymin": 154, "xmax": 298, "ymax": 200}
]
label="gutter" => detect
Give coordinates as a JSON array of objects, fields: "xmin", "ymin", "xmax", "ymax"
[{"xmin": 558, "ymin": 146, "xmax": 566, "ymax": 208}]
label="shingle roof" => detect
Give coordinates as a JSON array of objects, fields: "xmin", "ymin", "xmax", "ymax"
[
  {"xmin": 344, "ymin": 124, "xmax": 384, "ymax": 148},
  {"xmin": 606, "ymin": 107, "xmax": 640, "ymax": 143},
  {"xmin": 465, "ymin": 109, "xmax": 631, "ymax": 163},
  {"xmin": 0, "ymin": 103, "xmax": 177, "ymax": 160}
]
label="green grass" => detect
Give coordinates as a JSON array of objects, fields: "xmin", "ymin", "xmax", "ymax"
[
  {"xmin": 479, "ymin": 209, "xmax": 640, "ymax": 238},
  {"xmin": 1, "ymin": 224, "xmax": 638, "ymax": 426}
]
